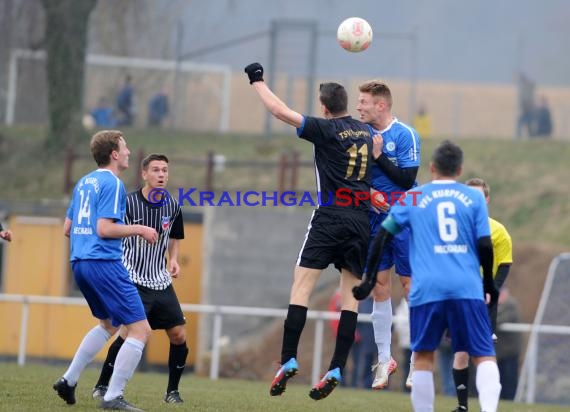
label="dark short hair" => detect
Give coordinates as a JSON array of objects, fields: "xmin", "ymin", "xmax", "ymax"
[
  {"xmin": 358, "ymin": 80, "xmax": 393, "ymax": 107},
  {"xmin": 319, "ymin": 82, "xmax": 348, "ymax": 115},
  {"xmin": 90, "ymin": 130, "xmax": 124, "ymax": 166},
  {"xmin": 142, "ymin": 153, "xmax": 169, "ymax": 170},
  {"xmin": 431, "ymin": 140, "xmax": 463, "ymax": 176},
  {"xmin": 465, "ymin": 177, "xmax": 490, "ymax": 197}
]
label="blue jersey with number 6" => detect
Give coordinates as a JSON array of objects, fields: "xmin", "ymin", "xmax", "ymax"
[
  {"xmin": 66, "ymin": 169, "xmax": 126, "ymax": 261},
  {"xmin": 387, "ymin": 180, "xmax": 490, "ymax": 306}
]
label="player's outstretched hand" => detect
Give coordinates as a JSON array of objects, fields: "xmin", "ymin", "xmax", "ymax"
[
  {"xmin": 353, "ymin": 275, "xmax": 375, "ymax": 300},
  {"xmin": 244, "ymin": 63, "xmax": 264, "ymax": 84},
  {"xmin": 484, "ymin": 279, "xmax": 499, "ymax": 305}
]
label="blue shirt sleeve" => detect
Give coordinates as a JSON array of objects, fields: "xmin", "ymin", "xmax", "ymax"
[
  {"xmin": 396, "ymin": 127, "xmax": 421, "ymax": 168},
  {"xmin": 473, "ymin": 189, "xmax": 491, "ymax": 238},
  {"xmin": 296, "ymin": 115, "xmax": 307, "ymax": 137},
  {"xmin": 66, "ymin": 183, "xmax": 78, "ymax": 220},
  {"xmin": 66, "ymin": 201, "xmax": 74, "ymax": 220},
  {"xmin": 387, "ymin": 202, "xmax": 409, "ymax": 231},
  {"xmin": 98, "ymin": 176, "xmax": 124, "ymax": 221}
]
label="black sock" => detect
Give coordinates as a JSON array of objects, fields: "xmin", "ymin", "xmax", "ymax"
[
  {"xmin": 167, "ymin": 342, "xmax": 189, "ymax": 393},
  {"xmin": 328, "ymin": 310, "xmax": 358, "ymax": 374},
  {"xmin": 453, "ymin": 367, "xmax": 470, "ymax": 410},
  {"xmin": 281, "ymin": 304, "xmax": 307, "ymax": 364},
  {"xmin": 96, "ymin": 336, "xmax": 124, "ymax": 387}
]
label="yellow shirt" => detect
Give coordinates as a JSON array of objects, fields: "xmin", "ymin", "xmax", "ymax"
[
  {"xmin": 490, "ymin": 217, "xmax": 513, "ymax": 277},
  {"xmin": 413, "ymin": 114, "xmax": 432, "ymax": 139}
]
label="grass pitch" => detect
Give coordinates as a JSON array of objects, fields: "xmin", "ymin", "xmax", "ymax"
[{"xmin": 0, "ymin": 362, "xmax": 567, "ymax": 412}]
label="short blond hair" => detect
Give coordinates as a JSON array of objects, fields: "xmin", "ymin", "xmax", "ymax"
[{"xmin": 358, "ymin": 80, "xmax": 393, "ymax": 107}]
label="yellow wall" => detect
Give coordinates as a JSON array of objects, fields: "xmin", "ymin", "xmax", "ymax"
[
  {"xmin": 4, "ymin": 216, "xmax": 68, "ymax": 295},
  {"xmin": 0, "ymin": 215, "xmax": 203, "ymax": 367}
]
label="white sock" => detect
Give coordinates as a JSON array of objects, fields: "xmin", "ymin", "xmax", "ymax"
[
  {"xmin": 63, "ymin": 325, "xmax": 111, "ymax": 386},
  {"xmin": 371, "ymin": 299, "xmax": 392, "ymax": 363},
  {"xmin": 411, "ymin": 370, "xmax": 434, "ymax": 412},
  {"xmin": 104, "ymin": 337, "xmax": 145, "ymax": 401},
  {"xmin": 476, "ymin": 360, "xmax": 502, "ymax": 412}
]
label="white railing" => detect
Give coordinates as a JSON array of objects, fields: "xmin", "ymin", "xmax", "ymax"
[
  {"xmin": 1, "ymin": 293, "xmax": 567, "ymax": 402},
  {"xmin": 0, "ymin": 293, "xmax": 376, "ymax": 385}
]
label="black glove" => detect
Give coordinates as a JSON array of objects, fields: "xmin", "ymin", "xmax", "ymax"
[
  {"xmin": 244, "ymin": 63, "xmax": 264, "ymax": 84},
  {"xmin": 484, "ymin": 278, "xmax": 499, "ymax": 305},
  {"xmin": 352, "ymin": 274, "xmax": 376, "ymax": 300}
]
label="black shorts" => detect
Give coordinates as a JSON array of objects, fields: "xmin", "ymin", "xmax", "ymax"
[
  {"xmin": 297, "ymin": 208, "xmax": 370, "ymax": 278},
  {"xmin": 135, "ymin": 283, "xmax": 186, "ymax": 330}
]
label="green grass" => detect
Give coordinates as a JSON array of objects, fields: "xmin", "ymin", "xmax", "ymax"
[
  {"xmin": 1, "ymin": 126, "xmax": 570, "ymax": 245},
  {"xmin": 0, "ymin": 362, "xmax": 566, "ymax": 412}
]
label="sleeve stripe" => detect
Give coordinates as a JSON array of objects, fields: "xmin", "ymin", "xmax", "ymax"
[
  {"xmin": 113, "ymin": 176, "xmax": 121, "ymax": 214},
  {"xmin": 399, "ymin": 121, "xmax": 420, "ymax": 162}
]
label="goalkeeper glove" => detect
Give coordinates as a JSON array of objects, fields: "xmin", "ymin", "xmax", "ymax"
[{"xmin": 244, "ymin": 62, "xmax": 264, "ymax": 84}]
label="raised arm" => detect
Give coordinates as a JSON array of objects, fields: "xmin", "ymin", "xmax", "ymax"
[{"xmin": 245, "ymin": 63, "xmax": 303, "ymax": 128}]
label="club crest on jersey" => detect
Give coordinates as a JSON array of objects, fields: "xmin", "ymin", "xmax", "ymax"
[
  {"xmin": 386, "ymin": 141, "xmax": 396, "ymax": 152},
  {"xmin": 161, "ymin": 216, "xmax": 170, "ymax": 230}
]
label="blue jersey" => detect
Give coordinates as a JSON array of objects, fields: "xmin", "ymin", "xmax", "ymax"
[
  {"xmin": 387, "ymin": 180, "xmax": 490, "ymax": 307},
  {"xmin": 371, "ymin": 118, "xmax": 421, "ymax": 205},
  {"xmin": 66, "ymin": 169, "xmax": 127, "ymax": 261}
]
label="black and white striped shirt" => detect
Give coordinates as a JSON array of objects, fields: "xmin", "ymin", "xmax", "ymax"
[{"xmin": 122, "ymin": 189, "xmax": 184, "ymax": 290}]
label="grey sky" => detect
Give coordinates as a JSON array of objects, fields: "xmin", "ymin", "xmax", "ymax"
[{"xmin": 176, "ymin": 0, "xmax": 569, "ymax": 85}]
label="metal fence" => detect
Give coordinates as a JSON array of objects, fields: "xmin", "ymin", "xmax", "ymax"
[{"xmin": 1, "ymin": 292, "xmax": 569, "ymax": 402}]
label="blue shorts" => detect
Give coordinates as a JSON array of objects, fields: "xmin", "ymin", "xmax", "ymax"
[
  {"xmin": 72, "ymin": 260, "xmax": 147, "ymax": 327},
  {"xmin": 369, "ymin": 211, "xmax": 411, "ymax": 276},
  {"xmin": 410, "ymin": 299, "xmax": 495, "ymax": 357}
]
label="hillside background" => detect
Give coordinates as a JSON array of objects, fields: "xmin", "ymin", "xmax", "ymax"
[{"xmin": 2, "ymin": 126, "xmax": 569, "ymax": 246}]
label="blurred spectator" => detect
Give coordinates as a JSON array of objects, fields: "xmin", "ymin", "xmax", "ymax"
[
  {"xmin": 394, "ymin": 298, "xmax": 411, "ymax": 392},
  {"xmin": 350, "ymin": 296, "xmax": 376, "ymax": 389},
  {"xmin": 534, "ymin": 95, "xmax": 553, "ymax": 138},
  {"xmin": 116, "ymin": 75, "xmax": 135, "ymax": 126},
  {"xmin": 90, "ymin": 97, "xmax": 116, "ymax": 128},
  {"xmin": 413, "ymin": 103, "xmax": 432, "ymax": 139},
  {"xmin": 495, "ymin": 288, "xmax": 522, "ymax": 400},
  {"xmin": 516, "ymin": 72, "xmax": 536, "ymax": 138},
  {"xmin": 148, "ymin": 88, "xmax": 170, "ymax": 127},
  {"xmin": 436, "ymin": 332, "xmax": 456, "ymax": 396}
]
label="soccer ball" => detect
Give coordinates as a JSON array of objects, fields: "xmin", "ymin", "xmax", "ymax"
[
  {"xmin": 82, "ymin": 114, "xmax": 95, "ymax": 130},
  {"xmin": 337, "ymin": 17, "xmax": 373, "ymax": 53}
]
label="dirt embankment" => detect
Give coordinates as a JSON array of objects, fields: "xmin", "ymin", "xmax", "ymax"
[{"xmin": 209, "ymin": 243, "xmax": 568, "ymax": 384}]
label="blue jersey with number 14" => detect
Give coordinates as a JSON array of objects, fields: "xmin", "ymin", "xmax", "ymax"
[
  {"xmin": 388, "ymin": 180, "xmax": 490, "ymax": 307},
  {"xmin": 66, "ymin": 169, "xmax": 126, "ymax": 261}
]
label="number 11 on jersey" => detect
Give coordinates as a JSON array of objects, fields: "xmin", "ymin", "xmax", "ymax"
[{"xmin": 345, "ymin": 143, "xmax": 368, "ymax": 180}]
